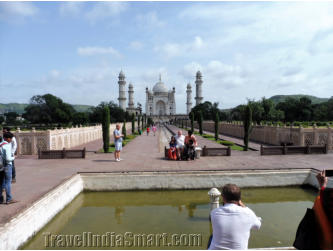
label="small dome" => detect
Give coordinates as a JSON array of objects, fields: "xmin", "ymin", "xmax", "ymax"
[
  {"xmin": 119, "ymin": 70, "xmax": 125, "ymax": 78},
  {"xmin": 187, "ymin": 83, "xmax": 191, "ymax": 88},
  {"xmin": 196, "ymin": 71, "xmax": 202, "ymax": 77},
  {"xmin": 129, "ymin": 83, "xmax": 133, "ymax": 88}
]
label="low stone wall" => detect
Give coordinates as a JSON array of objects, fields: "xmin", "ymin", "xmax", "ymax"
[
  {"xmin": 13, "ymin": 122, "xmax": 134, "ymax": 155},
  {"xmin": 193, "ymin": 121, "xmax": 333, "ymax": 149}
]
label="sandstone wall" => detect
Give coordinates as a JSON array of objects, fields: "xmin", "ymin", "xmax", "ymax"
[
  {"xmin": 14, "ymin": 122, "xmax": 134, "ymax": 155},
  {"xmin": 192, "ymin": 121, "xmax": 333, "ymax": 149}
]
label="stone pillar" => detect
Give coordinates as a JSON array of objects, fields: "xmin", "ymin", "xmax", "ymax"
[
  {"xmin": 299, "ymin": 126, "xmax": 304, "ymax": 146},
  {"xmin": 208, "ymin": 188, "xmax": 221, "ymax": 211},
  {"xmin": 195, "ymin": 71, "xmax": 203, "ymax": 106},
  {"xmin": 313, "ymin": 125, "xmax": 318, "ymax": 145},
  {"xmin": 118, "ymin": 70, "xmax": 127, "ymax": 110},
  {"xmin": 128, "ymin": 83, "xmax": 134, "ymax": 109},
  {"xmin": 186, "ymin": 83, "xmax": 192, "ymax": 114}
]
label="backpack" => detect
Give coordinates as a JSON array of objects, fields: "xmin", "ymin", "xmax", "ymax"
[{"xmin": 0, "ymin": 141, "xmax": 8, "ymax": 171}]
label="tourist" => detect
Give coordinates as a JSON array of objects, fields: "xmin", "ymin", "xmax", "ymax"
[
  {"xmin": 2, "ymin": 127, "xmax": 17, "ymax": 183},
  {"xmin": 147, "ymin": 126, "xmax": 150, "ymax": 136},
  {"xmin": 168, "ymin": 136, "xmax": 177, "ymax": 160},
  {"xmin": 175, "ymin": 130, "xmax": 185, "ymax": 160},
  {"xmin": 113, "ymin": 124, "xmax": 124, "ymax": 162},
  {"xmin": 152, "ymin": 125, "xmax": 157, "ymax": 136},
  {"xmin": 293, "ymin": 170, "xmax": 333, "ymax": 249},
  {"xmin": 208, "ymin": 184, "xmax": 261, "ymax": 250},
  {"xmin": 184, "ymin": 130, "xmax": 197, "ymax": 160},
  {"xmin": 0, "ymin": 132, "xmax": 18, "ymax": 204}
]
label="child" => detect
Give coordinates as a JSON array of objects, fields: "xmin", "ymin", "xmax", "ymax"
[{"xmin": 168, "ymin": 136, "xmax": 177, "ymax": 160}]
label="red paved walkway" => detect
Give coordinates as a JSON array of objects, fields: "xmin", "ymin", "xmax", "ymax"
[{"xmin": 1, "ymin": 127, "xmax": 332, "ymax": 226}]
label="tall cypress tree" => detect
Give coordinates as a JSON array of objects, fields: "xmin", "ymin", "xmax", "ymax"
[
  {"xmin": 191, "ymin": 112, "xmax": 194, "ymax": 132},
  {"xmin": 122, "ymin": 120, "xmax": 127, "ymax": 140},
  {"xmin": 198, "ymin": 111, "xmax": 203, "ymax": 135},
  {"xmin": 137, "ymin": 114, "xmax": 141, "ymax": 134},
  {"xmin": 243, "ymin": 105, "xmax": 253, "ymax": 151},
  {"xmin": 102, "ymin": 106, "xmax": 110, "ymax": 153},
  {"xmin": 215, "ymin": 111, "xmax": 219, "ymax": 141},
  {"xmin": 131, "ymin": 114, "xmax": 135, "ymax": 134}
]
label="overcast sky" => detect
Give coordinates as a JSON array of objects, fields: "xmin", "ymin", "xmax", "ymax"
[{"xmin": 1, "ymin": 1, "xmax": 333, "ymax": 113}]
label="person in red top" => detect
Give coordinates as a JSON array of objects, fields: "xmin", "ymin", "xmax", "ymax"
[{"xmin": 146, "ymin": 127, "xmax": 150, "ymax": 136}]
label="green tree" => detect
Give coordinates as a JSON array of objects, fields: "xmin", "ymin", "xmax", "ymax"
[
  {"xmin": 131, "ymin": 114, "xmax": 135, "ymax": 134},
  {"xmin": 198, "ymin": 111, "xmax": 203, "ymax": 135},
  {"xmin": 23, "ymin": 94, "xmax": 75, "ymax": 124},
  {"xmin": 141, "ymin": 115, "xmax": 144, "ymax": 131},
  {"xmin": 214, "ymin": 111, "xmax": 219, "ymax": 141},
  {"xmin": 137, "ymin": 115, "xmax": 141, "ymax": 134},
  {"xmin": 73, "ymin": 112, "xmax": 89, "ymax": 126},
  {"xmin": 102, "ymin": 106, "xmax": 110, "ymax": 153},
  {"xmin": 0, "ymin": 115, "xmax": 4, "ymax": 125},
  {"xmin": 4, "ymin": 112, "xmax": 19, "ymax": 125},
  {"xmin": 122, "ymin": 120, "xmax": 127, "ymax": 140},
  {"xmin": 243, "ymin": 105, "xmax": 252, "ymax": 151}
]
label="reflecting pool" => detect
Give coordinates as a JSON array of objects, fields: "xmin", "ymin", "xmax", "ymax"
[{"xmin": 22, "ymin": 187, "xmax": 317, "ymax": 249}]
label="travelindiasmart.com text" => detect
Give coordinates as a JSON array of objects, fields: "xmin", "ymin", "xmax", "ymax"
[{"xmin": 43, "ymin": 232, "xmax": 202, "ymax": 248}]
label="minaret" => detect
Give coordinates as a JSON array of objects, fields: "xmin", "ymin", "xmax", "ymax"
[
  {"xmin": 186, "ymin": 83, "xmax": 192, "ymax": 114},
  {"xmin": 195, "ymin": 71, "xmax": 203, "ymax": 106},
  {"xmin": 128, "ymin": 83, "xmax": 134, "ymax": 109},
  {"xmin": 118, "ymin": 70, "xmax": 127, "ymax": 110}
]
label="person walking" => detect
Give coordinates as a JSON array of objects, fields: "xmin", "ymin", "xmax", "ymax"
[
  {"xmin": 113, "ymin": 124, "xmax": 124, "ymax": 162},
  {"xmin": 147, "ymin": 126, "xmax": 150, "ymax": 136},
  {"xmin": 0, "ymin": 132, "xmax": 17, "ymax": 204},
  {"xmin": 209, "ymin": 184, "xmax": 261, "ymax": 250},
  {"xmin": 152, "ymin": 125, "xmax": 157, "ymax": 136}
]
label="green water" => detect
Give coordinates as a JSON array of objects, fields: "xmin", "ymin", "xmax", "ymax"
[{"xmin": 22, "ymin": 187, "xmax": 317, "ymax": 249}]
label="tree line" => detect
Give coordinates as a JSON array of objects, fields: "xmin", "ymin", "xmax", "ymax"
[
  {"xmin": 1, "ymin": 94, "xmax": 134, "ymax": 127},
  {"xmin": 190, "ymin": 96, "xmax": 333, "ymax": 124}
]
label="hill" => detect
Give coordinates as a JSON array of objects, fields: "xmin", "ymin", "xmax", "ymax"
[
  {"xmin": 268, "ymin": 95, "xmax": 329, "ymax": 104},
  {"xmin": 0, "ymin": 103, "xmax": 94, "ymax": 114}
]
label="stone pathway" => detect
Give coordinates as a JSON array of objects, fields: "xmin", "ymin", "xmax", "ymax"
[{"xmin": 1, "ymin": 126, "xmax": 333, "ymax": 226}]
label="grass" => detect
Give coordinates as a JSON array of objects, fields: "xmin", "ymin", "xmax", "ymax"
[
  {"xmin": 97, "ymin": 133, "xmax": 138, "ymax": 153},
  {"xmin": 195, "ymin": 131, "xmax": 245, "ymax": 151}
]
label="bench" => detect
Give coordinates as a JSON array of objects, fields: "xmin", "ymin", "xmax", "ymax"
[
  {"xmin": 164, "ymin": 146, "xmax": 202, "ymax": 159},
  {"xmin": 38, "ymin": 148, "xmax": 86, "ymax": 159},
  {"xmin": 202, "ymin": 146, "xmax": 231, "ymax": 156},
  {"xmin": 260, "ymin": 145, "xmax": 328, "ymax": 155}
]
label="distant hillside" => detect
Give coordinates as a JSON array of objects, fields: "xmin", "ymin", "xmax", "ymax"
[
  {"xmin": 0, "ymin": 103, "xmax": 94, "ymax": 114},
  {"xmin": 269, "ymin": 95, "xmax": 330, "ymax": 104}
]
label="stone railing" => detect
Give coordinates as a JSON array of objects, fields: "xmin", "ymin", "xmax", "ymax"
[
  {"xmin": 13, "ymin": 122, "xmax": 133, "ymax": 155},
  {"xmin": 193, "ymin": 121, "xmax": 333, "ymax": 149}
]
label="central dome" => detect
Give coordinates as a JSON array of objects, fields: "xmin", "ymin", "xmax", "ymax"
[{"xmin": 152, "ymin": 75, "xmax": 168, "ymax": 93}]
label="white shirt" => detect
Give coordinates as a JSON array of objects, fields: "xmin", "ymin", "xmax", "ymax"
[
  {"xmin": 0, "ymin": 140, "xmax": 15, "ymax": 164},
  {"xmin": 209, "ymin": 203, "xmax": 262, "ymax": 250},
  {"xmin": 175, "ymin": 134, "xmax": 185, "ymax": 147}
]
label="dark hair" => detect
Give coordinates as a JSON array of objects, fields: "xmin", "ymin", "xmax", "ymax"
[
  {"xmin": 188, "ymin": 130, "xmax": 193, "ymax": 136},
  {"xmin": 3, "ymin": 127, "xmax": 10, "ymax": 132},
  {"xmin": 3, "ymin": 132, "xmax": 14, "ymax": 139},
  {"xmin": 0, "ymin": 136, "xmax": 2, "ymax": 142},
  {"xmin": 322, "ymin": 188, "xmax": 333, "ymax": 223},
  {"xmin": 222, "ymin": 184, "xmax": 241, "ymax": 202}
]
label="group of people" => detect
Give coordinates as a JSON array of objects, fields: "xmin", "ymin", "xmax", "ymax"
[
  {"xmin": 0, "ymin": 127, "xmax": 17, "ymax": 204},
  {"xmin": 168, "ymin": 130, "xmax": 197, "ymax": 161},
  {"xmin": 146, "ymin": 125, "xmax": 157, "ymax": 136}
]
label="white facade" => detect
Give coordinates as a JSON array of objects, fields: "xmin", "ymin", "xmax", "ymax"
[{"xmin": 146, "ymin": 76, "xmax": 176, "ymax": 116}]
